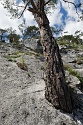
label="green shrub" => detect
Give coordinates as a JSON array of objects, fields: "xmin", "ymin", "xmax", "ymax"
[
  {"xmin": 16, "ymin": 56, "xmax": 28, "ymax": 71},
  {"xmin": 57, "ymin": 40, "xmax": 69, "ymax": 45},
  {"xmin": 64, "ymin": 64, "xmax": 83, "ymax": 90}
]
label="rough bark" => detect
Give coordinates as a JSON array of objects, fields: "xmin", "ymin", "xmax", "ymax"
[{"xmin": 33, "ymin": 4, "xmax": 72, "ymax": 113}]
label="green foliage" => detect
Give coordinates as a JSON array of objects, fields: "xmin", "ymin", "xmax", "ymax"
[
  {"xmin": 15, "ymin": 53, "xmax": 28, "ymax": 71},
  {"xmin": 13, "ymin": 51, "xmax": 24, "ymax": 55},
  {"xmin": 64, "ymin": 64, "xmax": 83, "ymax": 90},
  {"xmin": 2, "ymin": 0, "xmax": 18, "ymax": 17},
  {"xmin": 59, "ymin": 35, "xmax": 81, "ymax": 44},
  {"xmin": 1, "ymin": 0, "xmax": 82, "ymax": 20},
  {"xmin": 16, "ymin": 56, "xmax": 28, "ymax": 71},
  {"xmin": 5, "ymin": 55, "xmax": 17, "ymax": 62},
  {"xmin": 23, "ymin": 26, "xmax": 39, "ymax": 38},
  {"xmin": 21, "ymin": 56, "xmax": 25, "ymax": 64},
  {"xmin": 6, "ymin": 27, "xmax": 20, "ymax": 43},
  {"xmin": 57, "ymin": 40, "xmax": 69, "ymax": 45},
  {"xmin": 58, "ymin": 35, "xmax": 83, "ymax": 51},
  {"xmin": 5, "ymin": 55, "xmax": 13, "ymax": 61},
  {"xmin": 7, "ymin": 33, "xmax": 20, "ymax": 43}
]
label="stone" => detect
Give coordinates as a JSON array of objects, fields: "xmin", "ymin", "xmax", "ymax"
[
  {"xmin": 0, "ymin": 41, "xmax": 83, "ymax": 125},
  {"xmin": 24, "ymin": 38, "xmax": 43, "ymax": 53}
]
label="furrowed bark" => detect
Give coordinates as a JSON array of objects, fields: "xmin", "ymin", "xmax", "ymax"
[{"xmin": 33, "ymin": 1, "xmax": 72, "ymax": 113}]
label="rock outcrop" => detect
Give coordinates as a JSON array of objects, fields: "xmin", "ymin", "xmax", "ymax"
[{"xmin": 0, "ymin": 41, "xmax": 83, "ymax": 125}]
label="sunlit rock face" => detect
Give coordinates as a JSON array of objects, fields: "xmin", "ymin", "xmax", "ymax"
[{"xmin": 0, "ymin": 41, "xmax": 83, "ymax": 125}]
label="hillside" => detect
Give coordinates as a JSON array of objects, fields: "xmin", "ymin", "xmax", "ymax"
[{"xmin": 0, "ymin": 39, "xmax": 83, "ymax": 125}]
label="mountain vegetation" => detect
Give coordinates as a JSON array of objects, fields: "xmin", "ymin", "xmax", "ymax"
[{"xmin": 1, "ymin": 0, "xmax": 83, "ymax": 112}]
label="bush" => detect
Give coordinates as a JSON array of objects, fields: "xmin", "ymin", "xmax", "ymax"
[
  {"xmin": 16, "ymin": 56, "xmax": 28, "ymax": 71},
  {"xmin": 64, "ymin": 64, "xmax": 83, "ymax": 91}
]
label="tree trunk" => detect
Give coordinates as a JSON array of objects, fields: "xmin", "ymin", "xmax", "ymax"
[{"xmin": 34, "ymin": 11, "xmax": 72, "ymax": 113}]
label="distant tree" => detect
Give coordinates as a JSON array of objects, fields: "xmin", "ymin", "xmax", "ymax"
[
  {"xmin": 23, "ymin": 25, "xmax": 39, "ymax": 39},
  {"xmin": 7, "ymin": 27, "xmax": 20, "ymax": 43},
  {"xmin": 7, "ymin": 33, "xmax": 20, "ymax": 43},
  {"xmin": 18, "ymin": 23, "xmax": 25, "ymax": 40},
  {"xmin": 75, "ymin": 30, "xmax": 83, "ymax": 44},
  {"xmin": 7, "ymin": 27, "xmax": 16, "ymax": 34},
  {"xmin": 60, "ymin": 35, "xmax": 82, "ymax": 44}
]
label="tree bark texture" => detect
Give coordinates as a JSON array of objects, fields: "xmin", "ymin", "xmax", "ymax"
[{"xmin": 33, "ymin": 8, "xmax": 72, "ymax": 113}]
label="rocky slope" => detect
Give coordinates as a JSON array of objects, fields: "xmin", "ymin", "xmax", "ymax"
[{"xmin": 0, "ymin": 41, "xmax": 83, "ymax": 125}]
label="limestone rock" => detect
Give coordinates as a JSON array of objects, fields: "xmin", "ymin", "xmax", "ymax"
[{"xmin": 0, "ymin": 41, "xmax": 83, "ymax": 125}]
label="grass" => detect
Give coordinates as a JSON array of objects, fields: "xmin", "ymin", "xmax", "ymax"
[
  {"xmin": 5, "ymin": 54, "xmax": 20, "ymax": 62},
  {"xmin": 57, "ymin": 40, "xmax": 83, "ymax": 51},
  {"xmin": 5, "ymin": 51, "xmax": 25, "ymax": 62},
  {"xmin": 13, "ymin": 51, "xmax": 24, "ymax": 55},
  {"xmin": 16, "ymin": 56, "xmax": 28, "ymax": 71},
  {"xmin": 5, "ymin": 55, "xmax": 14, "ymax": 62},
  {"xmin": 64, "ymin": 64, "xmax": 83, "ymax": 91},
  {"xmin": 11, "ymin": 55, "xmax": 20, "ymax": 58},
  {"xmin": 26, "ymin": 50, "xmax": 43, "ymax": 58},
  {"xmin": 5, "ymin": 52, "xmax": 28, "ymax": 71},
  {"xmin": 13, "ymin": 42, "xmax": 24, "ymax": 49}
]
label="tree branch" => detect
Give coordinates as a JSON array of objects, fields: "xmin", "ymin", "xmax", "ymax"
[
  {"xmin": 30, "ymin": 0, "xmax": 37, "ymax": 10},
  {"xmin": 63, "ymin": 0, "xmax": 79, "ymax": 16},
  {"xmin": 18, "ymin": 0, "xmax": 30, "ymax": 18},
  {"xmin": 28, "ymin": 7, "xmax": 43, "ymax": 15},
  {"xmin": 13, "ymin": 4, "xmax": 24, "ymax": 8},
  {"xmin": 44, "ymin": 0, "xmax": 51, "ymax": 6}
]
